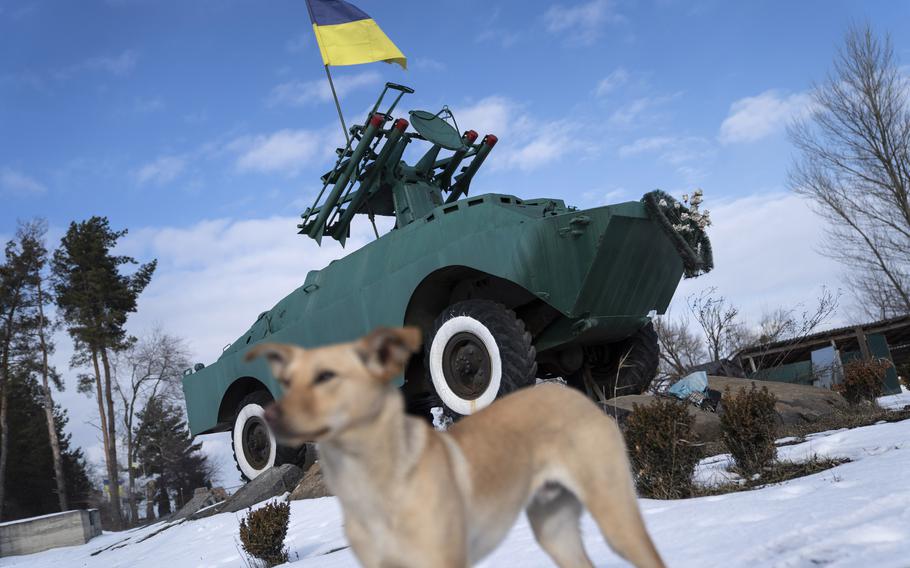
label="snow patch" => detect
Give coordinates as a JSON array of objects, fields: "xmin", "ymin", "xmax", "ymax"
[{"xmin": 5, "ymin": 418, "xmax": 910, "ymax": 567}]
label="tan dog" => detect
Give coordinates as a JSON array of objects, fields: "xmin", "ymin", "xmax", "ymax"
[{"xmin": 247, "ymin": 327, "xmax": 664, "ymax": 568}]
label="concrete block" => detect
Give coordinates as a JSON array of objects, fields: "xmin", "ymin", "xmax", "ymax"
[{"xmin": 0, "ymin": 509, "xmax": 102, "ymax": 557}]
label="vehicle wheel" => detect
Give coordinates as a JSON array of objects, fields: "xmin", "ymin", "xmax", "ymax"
[
  {"xmin": 232, "ymin": 391, "xmax": 308, "ymax": 482},
  {"xmin": 426, "ymin": 299, "xmax": 537, "ymax": 418},
  {"xmin": 591, "ymin": 322, "xmax": 659, "ymax": 398}
]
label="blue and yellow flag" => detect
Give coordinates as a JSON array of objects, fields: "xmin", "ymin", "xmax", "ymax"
[{"xmin": 305, "ymin": 0, "xmax": 407, "ymax": 70}]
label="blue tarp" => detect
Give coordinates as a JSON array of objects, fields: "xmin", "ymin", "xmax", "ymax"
[{"xmin": 668, "ymin": 371, "xmax": 708, "ymax": 399}]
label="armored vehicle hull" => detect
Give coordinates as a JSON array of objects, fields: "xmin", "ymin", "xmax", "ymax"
[{"xmin": 181, "ymin": 83, "xmax": 712, "ymax": 480}]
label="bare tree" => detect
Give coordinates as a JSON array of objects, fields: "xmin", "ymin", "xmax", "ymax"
[
  {"xmin": 789, "ymin": 24, "xmax": 910, "ymax": 318},
  {"xmin": 653, "ymin": 314, "xmax": 705, "ymax": 378},
  {"xmin": 748, "ymin": 288, "xmax": 841, "ymax": 371},
  {"xmin": 112, "ymin": 328, "xmax": 190, "ymax": 525},
  {"xmin": 687, "ymin": 288, "xmax": 745, "ymax": 362}
]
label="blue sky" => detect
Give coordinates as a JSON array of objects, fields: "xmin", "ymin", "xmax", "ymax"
[
  {"xmin": 3, "ymin": 0, "xmax": 910, "ymax": 483},
  {"xmin": 4, "ymin": 0, "xmax": 909, "ymax": 230}
]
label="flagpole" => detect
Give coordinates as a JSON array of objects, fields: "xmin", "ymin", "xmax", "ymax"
[{"xmin": 324, "ymin": 65, "xmax": 350, "ymax": 146}]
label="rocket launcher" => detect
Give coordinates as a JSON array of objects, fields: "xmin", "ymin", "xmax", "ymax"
[{"xmin": 298, "ymin": 83, "xmax": 498, "ymax": 246}]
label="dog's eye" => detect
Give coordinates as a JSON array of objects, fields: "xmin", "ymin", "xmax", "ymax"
[{"xmin": 314, "ymin": 370, "xmax": 336, "ymax": 385}]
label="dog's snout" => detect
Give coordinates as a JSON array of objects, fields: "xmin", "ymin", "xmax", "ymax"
[{"xmin": 264, "ymin": 402, "xmax": 282, "ymax": 426}]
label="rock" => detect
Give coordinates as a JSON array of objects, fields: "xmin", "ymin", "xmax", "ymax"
[
  {"xmin": 172, "ymin": 487, "xmax": 227, "ymax": 520},
  {"xmin": 603, "ymin": 376, "xmax": 849, "ymax": 443},
  {"xmin": 215, "ymin": 464, "xmax": 305, "ymax": 514},
  {"xmin": 289, "ymin": 461, "xmax": 332, "ymax": 500}
]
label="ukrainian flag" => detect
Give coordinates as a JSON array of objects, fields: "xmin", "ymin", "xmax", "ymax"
[{"xmin": 305, "ymin": 0, "xmax": 407, "ymax": 70}]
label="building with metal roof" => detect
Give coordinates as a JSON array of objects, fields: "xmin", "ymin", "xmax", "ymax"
[{"xmin": 735, "ymin": 315, "xmax": 909, "ymax": 395}]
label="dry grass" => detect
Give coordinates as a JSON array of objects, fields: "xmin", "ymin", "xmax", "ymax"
[
  {"xmin": 778, "ymin": 405, "xmax": 910, "ymax": 443},
  {"xmin": 696, "ymin": 404, "xmax": 910, "ymax": 497},
  {"xmin": 697, "ymin": 455, "xmax": 850, "ymax": 497}
]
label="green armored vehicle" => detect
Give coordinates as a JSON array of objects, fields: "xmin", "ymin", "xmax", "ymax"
[{"xmin": 182, "ymin": 83, "xmax": 712, "ymax": 480}]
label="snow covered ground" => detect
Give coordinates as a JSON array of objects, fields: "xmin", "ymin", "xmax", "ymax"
[{"xmin": 5, "ymin": 391, "xmax": 910, "ymax": 568}]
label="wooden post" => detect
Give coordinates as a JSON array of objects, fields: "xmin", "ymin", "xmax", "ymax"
[{"xmin": 854, "ymin": 327, "xmax": 872, "ymax": 360}]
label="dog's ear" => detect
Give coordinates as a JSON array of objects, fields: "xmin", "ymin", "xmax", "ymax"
[
  {"xmin": 246, "ymin": 343, "xmax": 298, "ymax": 379},
  {"xmin": 356, "ymin": 327, "xmax": 423, "ymax": 383}
]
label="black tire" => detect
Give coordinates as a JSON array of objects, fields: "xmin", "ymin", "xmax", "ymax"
[
  {"xmin": 425, "ymin": 299, "xmax": 537, "ymax": 418},
  {"xmin": 591, "ymin": 322, "xmax": 660, "ymax": 397},
  {"xmin": 231, "ymin": 390, "xmax": 308, "ymax": 482}
]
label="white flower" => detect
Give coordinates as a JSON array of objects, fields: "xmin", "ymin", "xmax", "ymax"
[{"xmin": 659, "ymin": 199, "xmax": 668, "ymax": 207}]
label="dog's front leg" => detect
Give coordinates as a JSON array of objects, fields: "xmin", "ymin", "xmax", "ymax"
[
  {"xmin": 344, "ymin": 519, "xmax": 386, "ymax": 568},
  {"xmin": 399, "ymin": 543, "xmax": 468, "ymax": 568}
]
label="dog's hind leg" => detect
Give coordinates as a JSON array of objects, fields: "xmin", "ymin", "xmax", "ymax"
[
  {"xmin": 574, "ymin": 428, "xmax": 666, "ymax": 568},
  {"xmin": 526, "ymin": 484, "xmax": 594, "ymax": 568}
]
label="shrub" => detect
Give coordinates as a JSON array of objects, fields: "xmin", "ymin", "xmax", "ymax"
[
  {"xmin": 239, "ymin": 501, "xmax": 290, "ymax": 567},
  {"xmin": 720, "ymin": 384, "xmax": 778, "ymax": 476},
  {"xmin": 623, "ymin": 398, "xmax": 702, "ymax": 499},
  {"xmin": 835, "ymin": 359, "xmax": 891, "ymax": 404}
]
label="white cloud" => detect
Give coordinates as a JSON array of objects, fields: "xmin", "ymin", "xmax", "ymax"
[
  {"xmin": 609, "ymin": 93, "xmax": 680, "ymax": 127},
  {"xmin": 412, "ymin": 57, "xmax": 446, "ymax": 72},
  {"xmin": 454, "ymin": 96, "xmax": 516, "ymax": 138},
  {"xmin": 618, "ymin": 135, "xmax": 714, "ymax": 185},
  {"xmin": 135, "ymin": 155, "xmax": 186, "ymax": 185},
  {"xmin": 267, "ymin": 71, "xmax": 381, "ymax": 107},
  {"xmin": 475, "ymin": 28, "xmax": 522, "ymax": 48},
  {"xmin": 120, "ymin": 215, "xmax": 381, "ymax": 364},
  {"xmin": 673, "ymin": 192, "xmax": 845, "ymax": 327},
  {"xmin": 500, "ymin": 136, "xmax": 574, "ymax": 171},
  {"xmin": 595, "ymin": 67, "xmax": 629, "ymax": 96},
  {"xmin": 719, "ymin": 89, "xmax": 813, "ymax": 144},
  {"xmin": 0, "ymin": 166, "xmax": 47, "ymax": 195},
  {"xmin": 544, "ymin": 0, "xmax": 623, "ymax": 45},
  {"xmin": 619, "ymin": 135, "xmax": 713, "ymax": 165},
  {"xmin": 57, "ymin": 50, "xmax": 139, "ymax": 79},
  {"xmin": 233, "ymin": 129, "xmax": 330, "ymax": 175},
  {"xmin": 454, "ymin": 97, "xmax": 579, "ymax": 172},
  {"xmin": 133, "ymin": 96, "xmax": 164, "ymax": 113},
  {"xmin": 618, "ymin": 136, "xmax": 676, "ymax": 157}
]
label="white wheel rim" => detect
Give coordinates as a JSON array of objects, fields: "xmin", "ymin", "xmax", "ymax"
[
  {"xmin": 232, "ymin": 402, "xmax": 277, "ymax": 480},
  {"xmin": 429, "ymin": 315, "xmax": 502, "ymax": 415}
]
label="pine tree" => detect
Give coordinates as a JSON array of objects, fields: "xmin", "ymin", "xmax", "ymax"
[
  {"xmin": 5, "ymin": 220, "xmax": 69, "ymax": 512},
  {"xmin": 2, "ymin": 367, "xmax": 93, "ymax": 521},
  {"xmin": 52, "ymin": 217, "xmax": 156, "ymax": 529},
  {"xmin": 134, "ymin": 397, "xmax": 211, "ymax": 519},
  {"xmin": 0, "ymin": 221, "xmax": 51, "ymax": 518}
]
